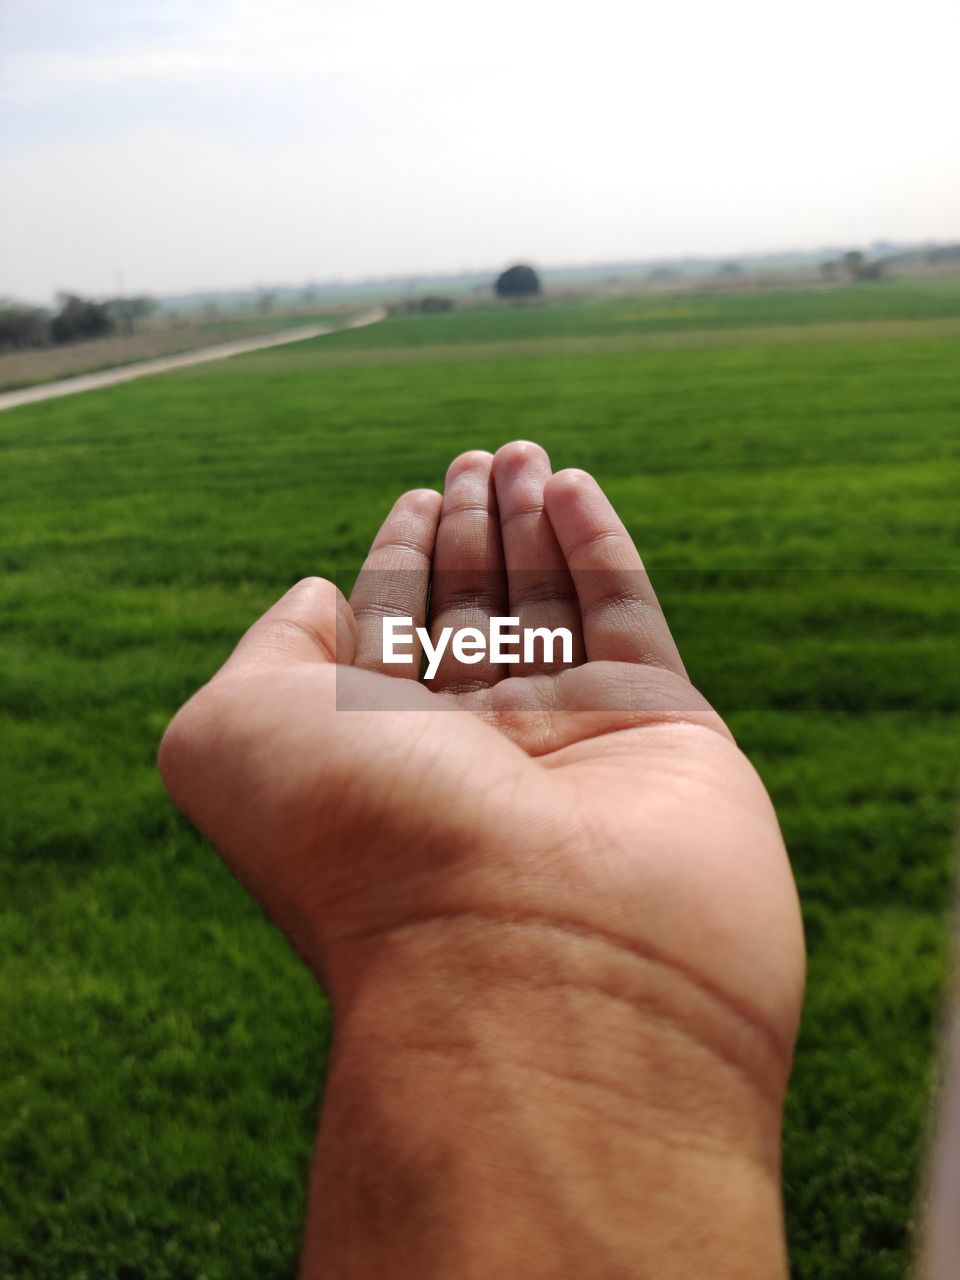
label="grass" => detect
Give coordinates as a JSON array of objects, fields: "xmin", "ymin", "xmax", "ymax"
[{"xmin": 1, "ymin": 281, "xmax": 959, "ymax": 1277}]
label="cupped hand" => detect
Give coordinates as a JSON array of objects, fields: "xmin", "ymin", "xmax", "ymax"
[{"xmin": 159, "ymin": 441, "xmax": 805, "ymax": 1263}]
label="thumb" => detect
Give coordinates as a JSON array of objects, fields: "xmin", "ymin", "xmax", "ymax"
[{"xmin": 217, "ymin": 576, "xmax": 357, "ymax": 678}]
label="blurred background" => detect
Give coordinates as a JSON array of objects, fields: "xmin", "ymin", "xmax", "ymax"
[{"xmin": 1, "ymin": 2, "xmax": 959, "ymax": 1277}]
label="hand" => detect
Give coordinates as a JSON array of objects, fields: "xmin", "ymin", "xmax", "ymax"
[{"xmin": 159, "ymin": 441, "xmax": 805, "ymax": 1278}]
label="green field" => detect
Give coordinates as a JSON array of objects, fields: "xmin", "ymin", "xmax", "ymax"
[{"xmin": 1, "ymin": 282, "xmax": 959, "ymax": 1277}]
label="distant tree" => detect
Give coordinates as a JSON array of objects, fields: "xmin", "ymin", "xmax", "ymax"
[
  {"xmin": 0, "ymin": 303, "xmax": 50, "ymax": 351},
  {"xmin": 387, "ymin": 295, "xmax": 455, "ymax": 317},
  {"xmin": 857, "ymin": 261, "xmax": 884, "ymax": 282},
  {"xmin": 842, "ymin": 250, "xmax": 865, "ymax": 280},
  {"xmin": 108, "ymin": 295, "xmax": 155, "ymax": 336},
  {"xmin": 924, "ymin": 244, "xmax": 960, "ymax": 265},
  {"xmin": 841, "ymin": 250, "xmax": 883, "ymax": 283},
  {"xmin": 256, "ymin": 290, "xmax": 275, "ymax": 315},
  {"xmin": 494, "ymin": 264, "xmax": 541, "ymax": 300},
  {"xmin": 50, "ymin": 293, "xmax": 116, "ymax": 344},
  {"xmin": 716, "ymin": 261, "xmax": 742, "ymax": 277},
  {"xmin": 418, "ymin": 295, "xmax": 454, "ymax": 313}
]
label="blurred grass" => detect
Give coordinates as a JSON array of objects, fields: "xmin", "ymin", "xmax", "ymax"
[{"xmin": 1, "ymin": 282, "xmax": 959, "ymax": 1277}]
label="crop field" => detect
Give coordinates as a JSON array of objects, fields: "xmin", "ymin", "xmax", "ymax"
[
  {"xmin": 1, "ymin": 281, "xmax": 959, "ymax": 1277},
  {"xmin": 0, "ymin": 310, "xmax": 347, "ymax": 393}
]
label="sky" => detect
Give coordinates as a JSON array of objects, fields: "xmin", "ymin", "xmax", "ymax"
[{"xmin": 1, "ymin": 0, "xmax": 958, "ymax": 305}]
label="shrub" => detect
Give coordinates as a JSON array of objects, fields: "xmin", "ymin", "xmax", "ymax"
[{"xmin": 494, "ymin": 264, "xmax": 541, "ymax": 299}]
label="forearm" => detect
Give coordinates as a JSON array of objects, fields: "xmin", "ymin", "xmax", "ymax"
[{"xmin": 299, "ymin": 915, "xmax": 791, "ymax": 1279}]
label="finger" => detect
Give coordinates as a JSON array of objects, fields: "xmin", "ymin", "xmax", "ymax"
[
  {"xmin": 543, "ymin": 469, "xmax": 686, "ymax": 676},
  {"xmin": 350, "ymin": 488, "xmax": 442, "ymax": 677},
  {"xmin": 428, "ymin": 450, "xmax": 508, "ymax": 693},
  {"xmin": 492, "ymin": 440, "xmax": 584, "ymax": 674},
  {"xmin": 218, "ymin": 577, "xmax": 357, "ymax": 678}
]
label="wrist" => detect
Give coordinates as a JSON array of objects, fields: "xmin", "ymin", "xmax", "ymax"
[{"xmin": 302, "ymin": 912, "xmax": 791, "ymax": 1278}]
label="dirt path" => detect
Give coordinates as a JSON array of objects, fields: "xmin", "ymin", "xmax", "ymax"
[{"xmin": 0, "ymin": 308, "xmax": 386, "ymax": 413}]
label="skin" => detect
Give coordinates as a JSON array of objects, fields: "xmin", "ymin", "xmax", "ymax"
[{"xmin": 159, "ymin": 441, "xmax": 805, "ymax": 1278}]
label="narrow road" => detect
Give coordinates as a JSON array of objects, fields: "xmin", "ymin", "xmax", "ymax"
[{"xmin": 0, "ymin": 307, "xmax": 386, "ymax": 413}]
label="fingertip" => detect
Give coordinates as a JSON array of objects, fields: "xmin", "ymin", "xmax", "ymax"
[
  {"xmin": 286, "ymin": 574, "xmax": 342, "ymax": 611},
  {"xmin": 442, "ymin": 450, "xmax": 498, "ymax": 519},
  {"xmin": 543, "ymin": 467, "xmax": 598, "ymax": 509},
  {"xmin": 218, "ymin": 575, "xmax": 352, "ymax": 680},
  {"xmin": 445, "ymin": 449, "xmax": 495, "ymax": 484},
  {"xmin": 285, "ymin": 578, "xmax": 358, "ymax": 657},
  {"xmin": 393, "ymin": 487, "xmax": 443, "ymax": 518},
  {"xmin": 492, "ymin": 439, "xmax": 550, "ymax": 478}
]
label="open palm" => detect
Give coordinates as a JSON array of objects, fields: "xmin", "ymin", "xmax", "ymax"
[{"xmin": 160, "ymin": 441, "xmax": 804, "ymax": 1129}]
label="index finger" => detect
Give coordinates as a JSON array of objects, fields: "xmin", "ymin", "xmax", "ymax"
[
  {"xmin": 350, "ymin": 487, "xmax": 443, "ymax": 677},
  {"xmin": 543, "ymin": 469, "xmax": 687, "ymax": 677}
]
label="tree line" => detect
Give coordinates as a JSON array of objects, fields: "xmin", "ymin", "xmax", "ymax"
[{"xmin": 0, "ymin": 293, "xmax": 155, "ymax": 353}]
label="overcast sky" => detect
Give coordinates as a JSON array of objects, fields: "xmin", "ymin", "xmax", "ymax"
[{"xmin": 1, "ymin": 0, "xmax": 958, "ymax": 305}]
